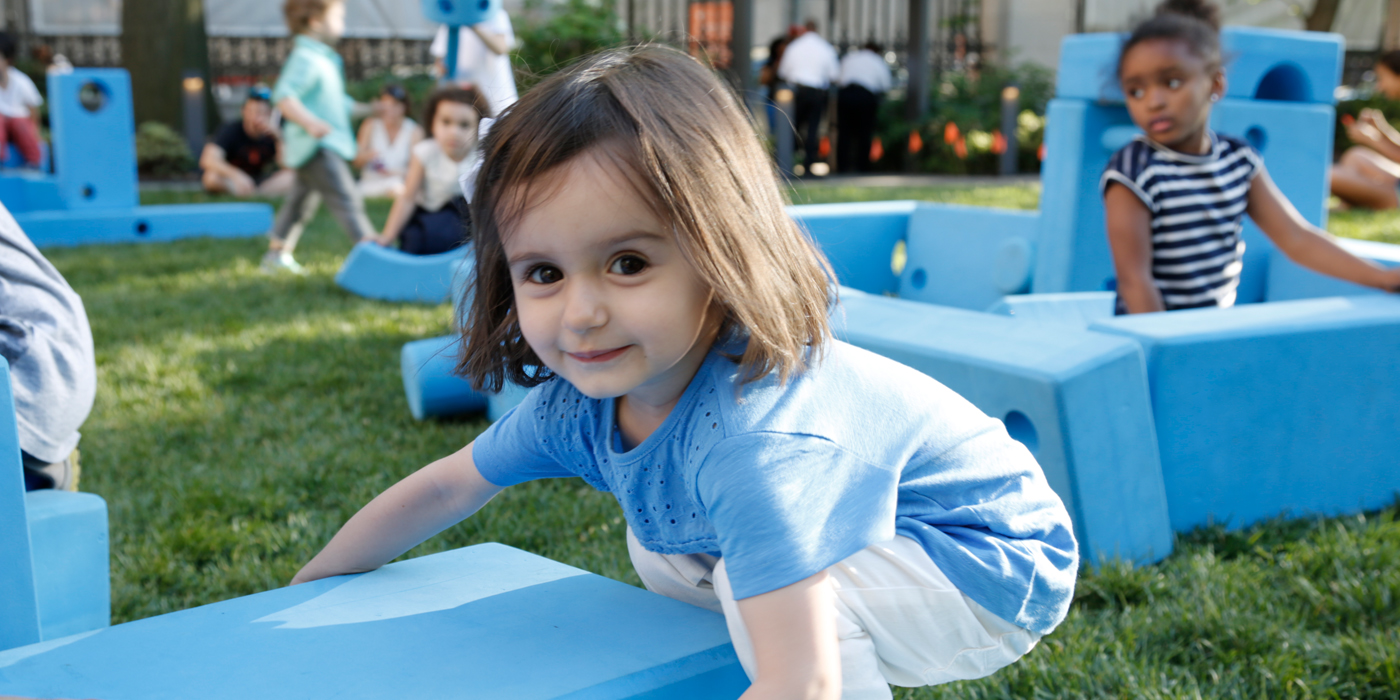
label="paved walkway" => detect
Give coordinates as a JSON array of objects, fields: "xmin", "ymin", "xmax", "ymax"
[{"xmin": 789, "ymin": 173, "xmax": 1041, "ymax": 188}]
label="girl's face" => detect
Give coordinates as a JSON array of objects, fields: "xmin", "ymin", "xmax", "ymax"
[
  {"xmin": 309, "ymin": 1, "xmax": 346, "ymax": 42},
  {"xmin": 432, "ymin": 101, "xmax": 479, "ymax": 157},
  {"xmin": 376, "ymin": 94, "xmax": 406, "ymax": 121},
  {"xmin": 1377, "ymin": 64, "xmax": 1400, "ymax": 100},
  {"xmin": 1119, "ymin": 38, "xmax": 1223, "ymax": 154},
  {"xmin": 503, "ymin": 149, "xmax": 719, "ymax": 408}
]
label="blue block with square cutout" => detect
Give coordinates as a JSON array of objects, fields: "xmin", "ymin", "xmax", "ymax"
[
  {"xmin": 833, "ymin": 288, "xmax": 1171, "ymax": 565},
  {"xmin": 0, "ymin": 543, "xmax": 749, "ymax": 699},
  {"xmin": 1091, "ymin": 296, "xmax": 1400, "ymax": 531},
  {"xmin": 0, "ymin": 358, "xmax": 110, "ymax": 652}
]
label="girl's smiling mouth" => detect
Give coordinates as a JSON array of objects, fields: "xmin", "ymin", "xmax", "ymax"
[{"xmin": 568, "ymin": 346, "xmax": 631, "ymax": 363}]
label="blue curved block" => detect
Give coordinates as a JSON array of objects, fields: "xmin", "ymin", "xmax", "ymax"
[
  {"xmin": 335, "ymin": 242, "xmax": 470, "ymax": 304},
  {"xmin": 834, "ymin": 288, "xmax": 1171, "ymax": 565},
  {"xmin": 1055, "ymin": 28, "xmax": 1342, "ymax": 105},
  {"xmin": 0, "ymin": 543, "xmax": 749, "ymax": 699},
  {"xmin": 401, "ymin": 335, "xmax": 486, "ymax": 420},
  {"xmin": 1092, "ymin": 296, "xmax": 1400, "ymax": 531}
]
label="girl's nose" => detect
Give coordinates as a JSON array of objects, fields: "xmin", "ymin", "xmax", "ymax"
[{"xmin": 562, "ymin": 280, "xmax": 608, "ymax": 333}]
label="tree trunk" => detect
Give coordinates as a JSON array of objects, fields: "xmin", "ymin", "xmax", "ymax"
[
  {"xmin": 1305, "ymin": 0, "xmax": 1341, "ymax": 33},
  {"xmin": 120, "ymin": 0, "xmax": 213, "ymax": 132}
]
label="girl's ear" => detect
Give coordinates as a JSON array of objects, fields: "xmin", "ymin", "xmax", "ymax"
[{"xmin": 1212, "ymin": 70, "xmax": 1227, "ymax": 101}]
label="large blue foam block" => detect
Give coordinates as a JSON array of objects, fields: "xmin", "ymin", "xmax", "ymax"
[
  {"xmin": 1056, "ymin": 28, "xmax": 1343, "ymax": 105},
  {"xmin": 0, "ymin": 359, "xmax": 110, "ymax": 652},
  {"xmin": 48, "ymin": 69, "xmax": 137, "ymax": 211},
  {"xmin": 14, "ymin": 204, "xmax": 273, "ymax": 248},
  {"xmin": 897, "ymin": 204, "xmax": 1039, "ymax": 311},
  {"xmin": 788, "ymin": 201, "xmax": 916, "ymax": 296},
  {"xmin": 834, "ymin": 288, "xmax": 1171, "ymax": 564},
  {"xmin": 1265, "ymin": 236, "xmax": 1400, "ymax": 302},
  {"xmin": 1091, "ymin": 296, "xmax": 1400, "ymax": 531},
  {"xmin": 987, "ymin": 292, "xmax": 1116, "ymax": 328},
  {"xmin": 335, "ymin": 242, "xmax": 470, "ymax": 304},
  {"xmin": 420, "ymin": 0, "xmax": 502, "ymax": 25},
  {"xmin": 0, "ymin": 543, "xmax": 750, "ymax": 699}
]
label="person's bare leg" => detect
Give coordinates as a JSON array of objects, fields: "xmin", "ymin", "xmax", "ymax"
[
  {"xmin": 1330, "ymin": 147, "xmax": 1400, "ymax": 209},
  {"xmin": 202, "ymin": 169, "xmax": 231, "ymax": 194}
]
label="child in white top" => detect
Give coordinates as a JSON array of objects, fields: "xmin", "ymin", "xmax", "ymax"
[
  {"xmin": 0, "ymin": 32, "xmax": 43, "ymax": 168},
  {"xmin": 374, "ymin": 87, "xmax": 489, "ymax": 255},
  {"xmin": 296, "ymin": 47, "xmax": 1076, "ymax": 699}
]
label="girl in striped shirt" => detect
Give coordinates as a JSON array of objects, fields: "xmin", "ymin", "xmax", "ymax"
[{"xmin": 1102, "ymin": 0, "xmax": 1400, "ymax": 314}]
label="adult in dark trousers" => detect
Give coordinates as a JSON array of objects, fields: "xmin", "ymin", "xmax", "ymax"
[
  {"xmin": 0, "ymin": 204, "xmax": 95, "ymax": 492},
  {"xmin": 837, "ymin": 42, "xmax": 892, "ymax": 173},
  {"xmin": 777, "ymin": 19, "xmax": 838, "ymax": 174}
]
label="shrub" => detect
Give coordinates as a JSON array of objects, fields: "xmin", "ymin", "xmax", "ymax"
[
  {"xmin": 135, "ymin": 121, "xmax": 194, "ymax": 178},
  {"xmin": 512, "ymin": 0, "xmax": 626, "ymax": 90}
]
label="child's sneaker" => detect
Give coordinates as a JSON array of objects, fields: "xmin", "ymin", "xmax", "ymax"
[{"xmin": 260, "ymin": 250, "xmax": 306, "ymax": 276}]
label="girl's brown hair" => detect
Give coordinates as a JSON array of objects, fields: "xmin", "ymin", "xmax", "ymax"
[
  {"xmin": 458, "ymin": 45, "xmax": 834, "ymax": 392},
  {"xmin": 283, "ymin": 0, "xmax": 334, "ymax": 36}
]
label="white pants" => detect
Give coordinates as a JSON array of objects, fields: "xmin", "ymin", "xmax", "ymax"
[{"xmin": 627, "ymin": 530, "xmax": 1040, "ymax": 700}]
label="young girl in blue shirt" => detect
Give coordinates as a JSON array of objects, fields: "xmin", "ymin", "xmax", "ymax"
[
  {"xmin": 1103, "ymin": 0, "xmax": 1400, "ymax": 314},
  {"xmin": 293, "ymin": 46, "xmax": 1077, "ymax": 699}
]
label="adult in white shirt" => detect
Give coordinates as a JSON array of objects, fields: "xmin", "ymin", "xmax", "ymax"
[
  {"xmin": 776, "ymin": 20, "xmax": 839, "ymax": 172},
  {"xmin": 0, "ymin": 33, "xmax": 44, "ymax": 168},
  {"xmin": 837, "ymin": 42, "xmax": 893, "ymax": 173},
  {"xmin": 430, "ymin": 10, "xmax": 518, "ymax": 118}
]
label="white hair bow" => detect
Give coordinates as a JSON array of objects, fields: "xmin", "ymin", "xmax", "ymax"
[{"xmin": 459, "ymin": 116, "xmax": 495, "ymax": 205}]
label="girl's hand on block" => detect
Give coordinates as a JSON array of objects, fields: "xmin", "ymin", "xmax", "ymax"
[{"xmin": 1383, "ymin": 267, "xmax": 1400, "ymax": 293}]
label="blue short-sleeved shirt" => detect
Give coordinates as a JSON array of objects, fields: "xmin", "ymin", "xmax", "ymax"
[
  {"xmin": 472, "ymin": 338, "xmax": 1078, "ymax": 634},
  {"xmin": 273, "ymin": 35, "xmax": 356, "ymax": 168}
]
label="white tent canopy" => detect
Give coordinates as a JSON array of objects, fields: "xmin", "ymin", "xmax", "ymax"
[{"xmin": 26, "ymin": 0, "xmax": 440, "ymax": 38}]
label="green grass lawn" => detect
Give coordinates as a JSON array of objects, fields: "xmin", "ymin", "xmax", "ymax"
[{"xmin": 38, "ymin": 185, "xmax": 1400, "ymax": 698}]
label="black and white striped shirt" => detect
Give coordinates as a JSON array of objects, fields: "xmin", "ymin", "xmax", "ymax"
[{"xmin": 1101, "ymin": 132, "xmax": 1262, "ymax": 311}]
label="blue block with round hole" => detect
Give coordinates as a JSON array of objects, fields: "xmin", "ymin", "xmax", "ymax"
[
  {"xmin": 833, "ymin": 287, "xmax": 1171, "ymax": 565},
  {"xmin": 1265, "ymin": 238, "xmax": 1400, "ymax": 302},
  {"xmin": 896, "ymin": 203, "xmax": 1039, "ymax": 311},
  {"xmin": 788, "ymin": 201, "xmax": 917, "ymax": 296},
  {"xmin": 335, "ymin": 241, "xmax": 471, "ymax": 304},
  {"xmin": 1090, "ymin": 296, "xmax": 1400, "ymax": 532},
  {"xmin": 48, "ymin": 69, "xmax": 136, "ymax": 210},
  {"xmin": 1055, "ymin": 28, "xmax": 1342, "ymax": 105},
  {"xmin": 420, "ymin": 0, "xmax": 502, "ymax": 25}
]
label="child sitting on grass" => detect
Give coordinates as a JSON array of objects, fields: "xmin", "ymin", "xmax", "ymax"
[
  {"xmin": 260, "ymin": 0, "xmax": 375, "ymax": 275},
  {"xmin": 293, "ymin": 46, "xmax": 1077, "ymax": 700},
  {"xmin": 373, "ymin": 87, "xmax": 490, "ymax": 255},
  {"xmin": 1104, "ymin": 0, "xmax": 1400, "ymax": 314}
]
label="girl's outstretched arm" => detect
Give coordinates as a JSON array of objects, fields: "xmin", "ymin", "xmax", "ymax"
[
  {"xmin": 1104, "ymin": 183, "xmax": 1166, "ymax": 313},
  {"xmin": 1248, "ymin": 167, "xmax": 1400, "ymax": 292},
  {"xmin": 291, "ymin": 441, "xmax": 504, "ymax": 585},
  {"xmin": 735, "ymin": 572, "xmax": 841, "ymax": 700},
  {"xmin": 376, "ymin": 155, "xmax": 426, "ymax": 246}
]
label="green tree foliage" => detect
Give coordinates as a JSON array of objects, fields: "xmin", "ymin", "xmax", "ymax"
[
  {"xmin": 512, "ymin": 0, "xmax": 626, "ymax": 90},
  {"xmin": 135, "ymin": 122, "xmax": 194, "ymax": 178}
]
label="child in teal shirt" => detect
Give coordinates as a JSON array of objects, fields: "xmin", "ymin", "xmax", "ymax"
[{"xmin": 261, "ymin": 0, "xmax": 375, "ymax": 274}]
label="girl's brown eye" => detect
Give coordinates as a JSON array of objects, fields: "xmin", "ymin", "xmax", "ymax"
[
  {"xmin": 610, "ymin": 255, "xmax": 648, "ymax": 276},
  {"xmin": 528, "ymin": 265, "xmax": 563, "ymax": 284}
]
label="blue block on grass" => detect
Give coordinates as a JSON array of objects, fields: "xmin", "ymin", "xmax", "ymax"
[
  {"xmin": 788, "ymin": 200, "xmax": 917, "ymax": 296},
  {"xmin": 14, "ymin": 204, "xmax": 273, "ymax": 248},
  {"xmin": 0, "ymin": 172, "xmax": 67, "ymax": 213},
  {"xmin": 1055, "ymin": 28, "xmax": 1342, "ymax": 105},
  {"xmin": 335, "ymin": 241, "xmax": 470, "ymax": 304},
  {"xmin": 1266, "ymin": 239, "xmax": 1400, "ymax": 302},
  {"xmin": 0, "ymin": 543, "xmax": 750, "ymax": 699},
  {"xmin": 401, "ymin": 335, "xmax": 527, "ymax": 422},
  {"xmin": 987, "ymin": 291, "xmax": 1116, "ymax": 328},
  {"xmin": 421, "ymin": 0, "xmax": 502, "ymax": 25},
  {"xmin": 0, "ymin": 358, "xmax": 110, "ymax": 652},
  {"xmin": 897, "ymin": 204, "xmax": 1039, "ymax": 311},
  {"xmin": 47, "ymin": 70, "xmax": 137, "ymax": 211},
  {"xmin": 834, "ymin": 288, "xmax": 1171, "ymax": 564},
  {"xmin": 1091, "ymin": 296, "xmax": 1400, "ymax": 531}
]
